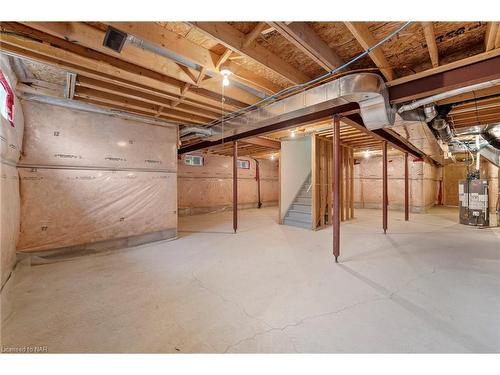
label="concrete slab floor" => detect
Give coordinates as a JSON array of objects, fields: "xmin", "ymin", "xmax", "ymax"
[{"xmin": 1, "ymin": 207, "xmax": 499, "ymax": 353}]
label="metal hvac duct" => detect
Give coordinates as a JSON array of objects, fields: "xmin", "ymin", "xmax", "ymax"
[{"xmin": 199, "ymin": 73, "xmax": 395, "ymax": 142}]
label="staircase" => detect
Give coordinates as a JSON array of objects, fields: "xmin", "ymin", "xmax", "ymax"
[{"xmin": 283, "ymin": 174, "xmax": 312, "ymax": 229}]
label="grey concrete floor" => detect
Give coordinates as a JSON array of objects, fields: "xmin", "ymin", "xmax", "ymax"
[{"xmin": 1, "ymin": 207, "xmax": 499, "ymax": 353}]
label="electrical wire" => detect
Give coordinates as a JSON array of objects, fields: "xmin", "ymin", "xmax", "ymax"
[{"xmin": 207, "ymin": 21, "xmax": 413, "ymax": 129}]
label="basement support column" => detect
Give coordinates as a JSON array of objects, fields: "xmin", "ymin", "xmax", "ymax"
[
  {"xmin": 404, "ymin": 152, "xmax": 409, "ymax": 221},
  {"xmin": 382, "ymin": 141, "xmax": 388, "ymax": 234},
  {"xmin": 332, "ymin": 115, "xmax": 341, "ymax": 262},
  {"xmin": 233, "ymin": 141, "xmax": 238, "ymax": 233}
]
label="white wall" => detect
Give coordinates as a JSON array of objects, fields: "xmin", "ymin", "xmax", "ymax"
[{"xmin": 280, "ymin": 136, "xmax": 312, "ymax": 219}]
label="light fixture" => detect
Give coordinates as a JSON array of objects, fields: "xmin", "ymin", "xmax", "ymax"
[
  {"xmin": 363, "ymin": 150, "xmax": 370, "ymax": 159},
  {"xmin": 290, "ymin": 130, "xmax": 296, "ymax": 138},
  {"xmin": 270, "ymin": 154, "xmax": 275, "ymax": 160},
  {"xmin": 220, "ymin": 69, "xmax": 232, "ymax": 87}
]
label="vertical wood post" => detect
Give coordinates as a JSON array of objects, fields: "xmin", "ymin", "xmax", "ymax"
[
  {"xmin": 382, "ymin": 141, "xmax": 388, "ymax": 234},
  {"xmin": 233, "ymin": 141, "xmax": 238, "ymax": 233},
  {"xmin": 404, "ymin": 152, "xmax": 409, "ymax": 221},
  {"xmin": 332, "ymin": 115, "xmax": 341, "ymax": 262}
]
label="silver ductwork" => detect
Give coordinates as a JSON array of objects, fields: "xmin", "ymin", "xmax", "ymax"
[
  {"xmin": 179, "ymin": 126, "xmax": 221, "ymax": 138},
  {"xmin": 199, "ymin": 73, "xmax": 394, "ymax": 141},
  {"xmin": 432, "ymin": 118, "xmax": 453, "ymax": 142}
]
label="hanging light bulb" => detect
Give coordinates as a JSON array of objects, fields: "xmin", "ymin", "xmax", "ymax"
[
  {"xmin": 220, "ymin": 69, "xmax": 232, "ymax": 87},
  {"xmin": 290, "ymin": 130, "xmax": 296, "ymax": 138},
  {"xmin": 270, "ymin": 154, "xmax": 275, "ymax": 160},
  {"xmin": 364, "ymin": 150, "xmax": 370, "ymax": 159}
]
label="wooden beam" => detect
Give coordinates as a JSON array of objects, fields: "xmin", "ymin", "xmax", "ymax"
[
  {"xmin": 268, "ymin": 22, "xmax": 343, "ymax": 71},
  {"xmin": 75, "ymin": 86, "xmax": 212, "ymax": 124},
  {"xmin": 485, "ymin": 22, "xmax": 500, "ymax": 51},
  {"xmin": 105, "ymin": 22, "xmax": 281, "ymax": 94},
  {"xmin": 241, "ymin": 22, "xmax": 267, "ymax": 49},
  {"xmin": 19, "ymin": 22, "xmax": 260, "ymax": 105},
  {"xmin": 215, "ymin": 49, "xmax": 233, "ymax": 70},
  {"xmin": 0, "ymin": 24, "xmax": 247, "ymax": 111},
  {"xmin": 190, "ymin": 22, "xmax": 310, "ymax": 84},
  {"xmin": 421, "ymin": 22, "xmax": 439, "ymax": 68},
  {"xmin": 343, "ymin": 22, "xmax": 394, "ymax": 81},
  {"xmin": 240, "ymin": 136, "xmax": 280, "ymax": 149}
]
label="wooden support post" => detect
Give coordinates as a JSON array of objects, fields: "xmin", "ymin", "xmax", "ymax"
[
  {"xmin": 404, "ymin": 152, "xmax": 409, "ymax": 221},
  {"xmin": 382, "ymin": 141, "xmax": 388, "ymax": 234},
  {"xmin": 233, "ymin": 141, "xmax": 238, "ymax": 233},
  {"xmin": 332, "ymin": 115, "xmax": 341, "ymax": 262},
  {"xmin": 340, "ymin": 146, "xmax": 345, "ymax": 222}
]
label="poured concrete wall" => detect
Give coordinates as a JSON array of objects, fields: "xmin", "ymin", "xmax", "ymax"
[
  {"xmin": 1, "ymin": 56, "xmax": 24, "ymax": 287},
  {"xmin": 280, "ymin": 136, "xmax": 311, "ymax": 220},
  {"xmin": 178, "ymin": 153, "xmax": 278, "ymax": 215},
  {"xmin": 17, "ymin": 101, "xmax": 178, "ymax": 253},
  {"xmin": 354, "ymin": 154, "xmax": 441, "ymax": 213}
]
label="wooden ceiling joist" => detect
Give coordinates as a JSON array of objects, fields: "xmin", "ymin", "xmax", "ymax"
[
  {"xmin": 0, "ymin": 25, "xmax": 245, "ymax": 112},
  {"xmin": 485, "ymin": 22, "xmax": 500, "ymax": 51},
  {"xmin": 421, "ymin": 22, "xmax": 439, "ymax": 68},
  {"xmin": 19, "ymin": 22, "xmax": 260, "ymax": 106},
  {"xmin": 240, "ymin": 136, "xmax": 281, "ymax": 149},
  {"xmin": 190, "ymin": 22, "xmax": 310, "ymax": 84},
  {"xmin": 343, "ymin": 22, "xmax": 394, "ymax": 81},
  {"xmin": 106, "ymin": 22, "xmax": 281, "ymax": 95},
  {"xmin": 268, "ymin": 22, "xmax": 344, "ymax": 71}
]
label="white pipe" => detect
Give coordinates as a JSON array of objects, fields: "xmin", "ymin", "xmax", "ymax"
[{"xmin": 397, "ymin": 79, "xmax": 500, "ymax": 113}]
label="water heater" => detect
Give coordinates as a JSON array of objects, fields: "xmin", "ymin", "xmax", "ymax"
[{"xmin": 458, "ymin": 179, "xmax": 489, "ymax": 226}]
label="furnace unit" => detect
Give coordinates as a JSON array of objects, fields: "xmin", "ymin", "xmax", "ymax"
[{"xmin": 459, "ymin": 179, "xmax": 489, "ymax": 226}]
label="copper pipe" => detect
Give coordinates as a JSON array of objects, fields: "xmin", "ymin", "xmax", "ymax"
[
  {"xmin": 233, "ymin": 141, "xmax": 238, "ymax": 233},
  {"xmin": 383, "ymin": 141, "xmax": 388, "ymax": 234},
  {"xmin": 404, "ymin": 152, "xmax": 409, "ymax": 221},
  {"xmin": 332, "ymin": 115, "xmax": 341, "ymax": 262}
]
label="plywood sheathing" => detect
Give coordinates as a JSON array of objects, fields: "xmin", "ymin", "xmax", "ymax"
[{"xmin": 159, "ymin": 22, "xmax": 291, "ymax": 89}]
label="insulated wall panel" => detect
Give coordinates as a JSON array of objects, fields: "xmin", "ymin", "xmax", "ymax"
[
  {"xmin": 21, "ymin": 101, "xmax": 177, "ymax": 170},
  {"xmin": 17, "ymin": 100, "xmax": 178, "ymax": 252},
  {"xmin": 17, "ymin": 169, "xmax": 176, "ymax": 252},
  {"xmin": 354, "ymin": 154, "xmax": 441, "ymax": 212},
  {"xmin": 178, "ymin": 153, "xmax": 279, "ymax": 215},
  {"xmin": 0, "ymin": 163, "xmax": 20, "ymax": 286}
]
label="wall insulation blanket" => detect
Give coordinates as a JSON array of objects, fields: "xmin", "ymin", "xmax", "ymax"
[
  {"xmin": 178, "ymin": 153, "xmax": 278, "ymax": 215},
  {"xmin": 1, "ymin": 54, "xmax": 24, "ymax": 287},
  {"xmin": 17, "ymin": 101, "xmax": 178, "ymax": 253}
]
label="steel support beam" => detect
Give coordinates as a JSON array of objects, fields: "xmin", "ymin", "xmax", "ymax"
[
  {"xmin": 332, "ymin": 115, "xmax": 341, "ymax": 262},
  {"xmin": 233, "ymin": 141, "xmax": 238, "ymax": 233},
  {"xmin": 179, "ymin": 103, "xmax": 359, "ymax": 154},
  {"xmin": 404, "ymin": 152, "xmax": 409, "ymax": 221},
  {"xmin": 388, "ymin": 55, "xmax": 500, "ymax": 104},
  {"xmin": 382, "ymin": 141, "xmax": 388, "ymax": 234}
]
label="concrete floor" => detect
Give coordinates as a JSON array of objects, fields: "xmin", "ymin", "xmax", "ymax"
[{"xmin": 1, "ymin": 207, "xmax": 499, "ymax": 353}]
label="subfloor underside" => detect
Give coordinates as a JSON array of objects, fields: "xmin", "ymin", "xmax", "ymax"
[{"xmin": 1, "ymin": 207, "xmax": 499, "ymax": 353}]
